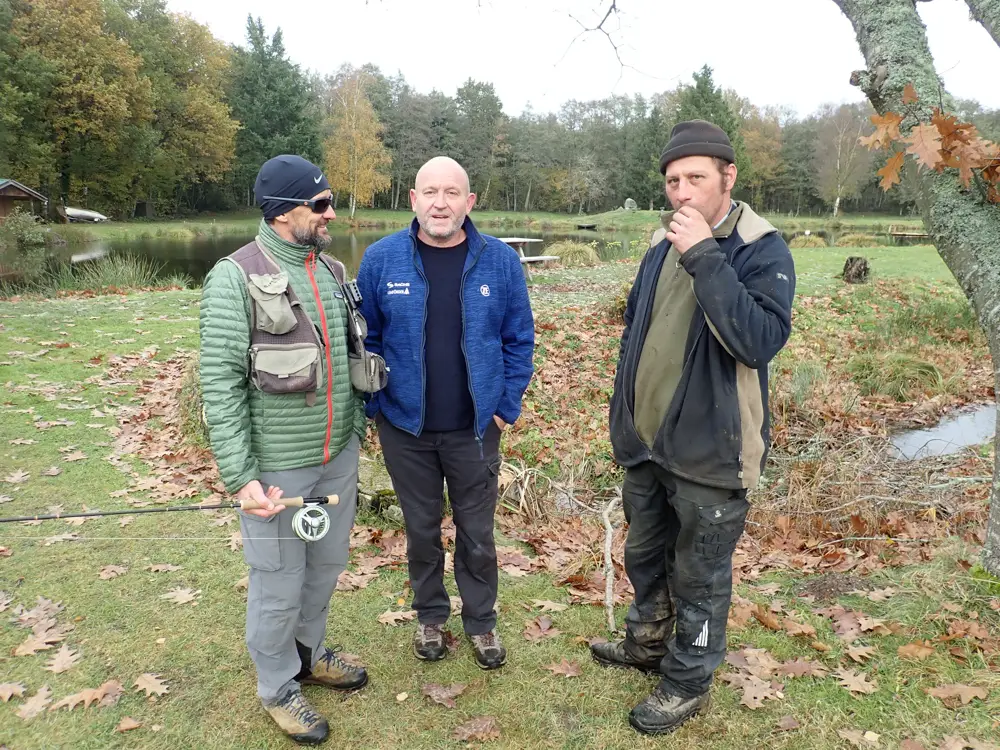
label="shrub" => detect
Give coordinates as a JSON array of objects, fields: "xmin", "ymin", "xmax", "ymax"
[
  {"xmin": 548, "ymin": 241, "xmax": 600, "ymax": 267},
  {"xmin": 846, "ymin": 352, "xmax": 948, "ymax": 401},
  {"xmin": 0, "ymin": 207, "xmax": 46, "ymax": 247},
  {"xmin": 789, "ymin": 234, "xmax": 828, "ymax": 248},
  {"xmin": 603, "ymin": 280, "xmax": 632, "ymax": 321},
  {"xmin": 835, "ymin": 233, "xmax": 883, "ymax": 247}
]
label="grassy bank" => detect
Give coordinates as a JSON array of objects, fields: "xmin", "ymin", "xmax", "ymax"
[
  {"xmin": 1, "ymin": 247, "xmax": 996, "ymax": 749},
  {"xmin": 43, "ymin": 209, "xmax": 925, "ymax": 244}
]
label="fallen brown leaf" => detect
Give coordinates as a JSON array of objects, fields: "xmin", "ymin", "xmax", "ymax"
[
  {"xmin": 530, "ymin": 599, "xmax": 568, "ymax": 613},
  {"xmin": 899, "ymin": 740, "xmax": 927, "ymax": 750},
  {"xmin": 45, "ymin": 645, "xmax": 81, "ymax": 674},
  {"xmin": 3, "ymin": 470, "xmax": 29, "ymax": 484},
  {"xmin": 811, "ymin": 640, "xmax": 832, "ymax": 653},
  {"xmin": 838, "ymin": 728, "xmax": 880, "ymax": 748},
  {"xmin": 898, "ymin": 641, "xmax": 935, "ymax": 661},
  {"xmin": 336, "ymin": 571, "xmax": 377, "ymax": 591},
  {"xmin": 0, "ymin": 683, "xmax": 26, "ymax": 702},
  {"xmin": 49, "ymin": 680, "xmax": 122, "ymax": 711},
  {"xmin": 228, "ymin": 531, "xmax": 242, "ymax": 551},
  {"xmin": 846, "ymin": 645, "xmax": 877, "ymax": 664},
  {"xmin": 99, "ymin": 565, "xmax": 127, "ymax": 580},
  {"xmin": 835, "ymin": 668, "xmax": 877, "ymax": 695},
  {"xmin": 452, "ymin": 716, "xmax": 500, "ymax": 742},
  {"xmin": 421, "ymin": 682, "xmax": 466, "ymax": 708},
  {"xmin": 377, "ymin": 609, "xmax": 416, "ymax": 626},
  {"xmin": 523, "ymin": 615, "xmax": 562, "ymax": 642},
  {"xmin": 44, "ymin": 532, "xmax": 78, "ymax": 545},
  {"xmin": 146, "ymin": 564, "xmax": 182, "ymax": 573},
  {"xmin": 159, "ymin": 587, "xmax": 200, "ymax": 605},
  {"xmin": 544, "ymin": 659, "xmax": 583, "ymax": 678},
  {"xmin": 119, "ymin": 516, "xmax": 133, "ymax": 528},
  {"xmin": 234, "ymin": 576, "xmax": 249, "ymax": 591},
  {"xmin": 62, "ymin": 451, "xmax": 87, "ymax": 462},
  {"xmin": 16, "ymin": 686, "xmax": 51, "ymax": 720},
  {"xmin": 134, "ymin": 673, "xmax": 169, "ymax": 698},
  {"xmin": 926, "ymin": 684, "xmax": 988, "ymax": 706},
  {"xmin": 782, "ymin": 617, "xmax": 817, "ymax": 638},
  {"xmin": 116, "ymin": 717, "xmax": 142, "ymax": 733},
  {"xmin": 775, "ymin": 715, "xmax": 801, "ymax": 731},
  {"xmin": 40, "ymin": 467, "xmax": 62, "ymax": 477},
  {"xmin": 752, "ymin": 603, "xmax": 782, "ymax": 631},
  {"xmin": 776, "ymin": 657, "xmax": 828, "ymax": 679}
]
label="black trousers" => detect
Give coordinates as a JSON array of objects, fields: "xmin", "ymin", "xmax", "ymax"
[
  {"xmin": 621, "ymin": 462, "xmax": 749, "ymax": 698},
  {"xmin": 376, "ymin": 414, "xmax": 502, "ymax": 635}
]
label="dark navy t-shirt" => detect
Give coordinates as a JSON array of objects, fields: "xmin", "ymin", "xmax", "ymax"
[{"xmin": 418, "ymin": 237, "xmax": 475, "ymax": 433}]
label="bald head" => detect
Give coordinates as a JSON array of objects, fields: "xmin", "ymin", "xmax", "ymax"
[
  {"xmin": 415, "ymin": 156, "xmax": 470, "ymax": 194},
  {"xmin": 411, "ymin": 156, "xmax": 477, "ymax": 247}
]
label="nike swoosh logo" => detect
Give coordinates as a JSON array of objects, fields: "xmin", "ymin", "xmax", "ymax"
[{"xmin": 314, "ymin": 174, "xmax": 322, "ymax": 183}]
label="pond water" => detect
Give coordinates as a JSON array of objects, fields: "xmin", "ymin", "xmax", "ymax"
[
  {"xmin": 889, "ymin": 403, "xmax": 996, "ymax": 461},
  {"xmin": 58, "ymin": 227, "xmax": 652, "ymax": 283}
]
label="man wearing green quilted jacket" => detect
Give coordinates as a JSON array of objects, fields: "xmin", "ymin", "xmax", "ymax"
[{"xmin": 199, "ymin": 155, "xmax": 367, "ymax": 746}]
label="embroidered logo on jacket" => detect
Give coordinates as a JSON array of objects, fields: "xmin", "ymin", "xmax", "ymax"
[{"xmin": 480, "ymin": 285, "xmax": 491, "ymax": 297}]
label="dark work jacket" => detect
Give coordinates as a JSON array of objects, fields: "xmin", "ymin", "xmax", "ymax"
[{"xmin": 609, "ymin": 203, "xmax": 796, "ymax": 490}]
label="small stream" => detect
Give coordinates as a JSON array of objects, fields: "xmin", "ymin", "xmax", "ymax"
[{"xmin": 889, "ymin": 404, "xmax": 996, "ymax": 461}]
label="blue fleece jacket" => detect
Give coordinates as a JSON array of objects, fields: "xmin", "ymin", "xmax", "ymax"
[{"xmin": 356, "ymin": 217, "xmax": 535, "ymax": 440}]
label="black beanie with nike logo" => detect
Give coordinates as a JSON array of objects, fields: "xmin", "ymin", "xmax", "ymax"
[{"xmin": 254, "ymin": 155, "xmax": 331, "ymax": 220}]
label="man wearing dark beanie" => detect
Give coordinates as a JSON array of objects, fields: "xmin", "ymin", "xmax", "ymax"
[
  {"xmin": 200, "ymin": 154, "xmax": 369, "ymax": 744},
  {"xmin": 595, "ymin": 120, "xmax": 796, "ymax": 735}
]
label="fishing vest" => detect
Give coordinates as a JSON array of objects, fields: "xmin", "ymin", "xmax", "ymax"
[
  {"xmin": 221, "ymin": 241, "xmax": 339, "ymax": 407},
  {"xmin": 221, "ymin": 241, "xmax": 386, "ymax": 405}
]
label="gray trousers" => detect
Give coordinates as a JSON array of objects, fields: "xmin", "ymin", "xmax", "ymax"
[{"xmin": 240, "ymin": 435, "xmax": 359, "ymax": 703}]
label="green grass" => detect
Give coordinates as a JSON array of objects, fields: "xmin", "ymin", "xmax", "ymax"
[{"xmin": 0, "ymin": 254, "xmax": 996, "ymax": 749}]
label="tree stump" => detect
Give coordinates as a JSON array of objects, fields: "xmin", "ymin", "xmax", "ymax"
[{"xmin": 841, "ymin": 256, "xmax": 870, "ymax": 284}]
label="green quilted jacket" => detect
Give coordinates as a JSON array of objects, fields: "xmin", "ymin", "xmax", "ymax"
[{"xmin": 199, "ymin": 219, "xmax": 364, "ymax": 493}]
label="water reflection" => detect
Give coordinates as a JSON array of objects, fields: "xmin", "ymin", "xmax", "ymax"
[{"xmin": 58, "ymin": 228, "xmax": 652, "ymax": 283}]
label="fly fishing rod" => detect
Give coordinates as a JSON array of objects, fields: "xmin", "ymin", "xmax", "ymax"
[{"xmin": 0, "ymin": 495, "xmax": 339, "ymax": 524}]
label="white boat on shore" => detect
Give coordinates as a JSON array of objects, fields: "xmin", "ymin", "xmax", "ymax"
[{"xmin": 64, "ymin": 206, "xmax": 109, "ymax": 223}]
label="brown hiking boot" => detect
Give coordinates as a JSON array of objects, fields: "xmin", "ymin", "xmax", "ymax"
[
  {"xmin": 590, "ymin": 639, "xmax": 661, "ymax": 674},
  {"xmin": 413, "ymin": 623, "xmax": 447, "ymax": 661},
  {"xmin": 469, "ymin": 629, "xmax": 507, "ymax": 670},
  {"xmin": 264, "ymin": 689, "xmax": 328, "ymax": 745},
  {"xmin": 300, "ymin": 646, "xmax": 368, "ymax": 691}
]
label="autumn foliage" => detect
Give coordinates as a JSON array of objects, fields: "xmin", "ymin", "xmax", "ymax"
[{"xmin": 864, "ymin": 84, "xmax": 1000, "ymax": 202}]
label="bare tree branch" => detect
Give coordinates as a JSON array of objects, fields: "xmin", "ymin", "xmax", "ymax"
[{"xmin": 964, "ymin": 0, "xmax": 1000, "ymax": 48}]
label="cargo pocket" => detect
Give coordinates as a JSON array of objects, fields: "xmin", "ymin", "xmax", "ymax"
[
  {"xmin": 247, "ymin": 272, "xmax": 297, "ymax": 335},
  {"xmin": 239, "ymin": 511, "xmax": 281, "ymax": 572},
  {"xmin": 693, "ymin": 494, "xmax": 749, "ymax": 559},
  {"xmin": 250, "ymin": 342, "xmax": 322, "ymax": 395}
]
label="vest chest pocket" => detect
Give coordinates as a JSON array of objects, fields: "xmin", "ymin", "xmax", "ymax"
[
  {"xmin": 248, "ymin": 271, "xmax": 298, "ymax": 335},
  {"xmin": 250, "ymin": 342, "xmax": 323, "ymax": 396}
]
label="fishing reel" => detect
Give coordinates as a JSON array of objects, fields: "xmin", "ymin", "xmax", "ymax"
[{"xmin": 292, "ymin": 505, "xmax": 331, "ymax": 542}]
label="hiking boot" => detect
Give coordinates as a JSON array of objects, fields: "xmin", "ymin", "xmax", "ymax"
[
  {"xmin": 264, "ymin": 689, "xmax": 329, "ymax": 745},
  {"xmin": 300, "ymin": 646, "xmax": 368, "ymax": 691},
  {"xmin": 590, "ymin": 639, "xmax": 661, "ymax": 675},
  {"xmin": 413, "ymin": 623, "xmax": 447, "ymax": 661},
  {"xmin": 469, "ymin": 629, "xmax": 507, "ymax": 670},
  {"xmin": 628, "ymin": 683, "xmax": 710, "ymax": 735}
]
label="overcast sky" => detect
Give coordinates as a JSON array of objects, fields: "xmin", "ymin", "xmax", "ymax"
[{"xmin": 165, "ymin": 0, "xmax": 1000, "ymax": 118}]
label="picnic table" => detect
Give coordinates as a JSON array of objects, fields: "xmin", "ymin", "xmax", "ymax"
[{"xmin": 497, "ymin": 237, "xmax": 559, "ymax": 281}]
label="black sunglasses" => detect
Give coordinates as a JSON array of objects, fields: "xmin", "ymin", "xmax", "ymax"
[{"xmin": 263, "ymin": 195, "xmax": 334, "ymax": 214}]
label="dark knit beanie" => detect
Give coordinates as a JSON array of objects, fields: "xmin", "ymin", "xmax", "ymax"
[
  {"xmin": 254, "ymin": 155, "xmax": 330, "ymax": 220},
  {"xmin": 658, "ymin": 120, "xmax": 736, "ymax": 175}
]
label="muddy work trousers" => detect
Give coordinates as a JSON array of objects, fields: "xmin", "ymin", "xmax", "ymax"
[{"xmin": 621, "ymin": 461, "xmax": 749, "ymax": 698}]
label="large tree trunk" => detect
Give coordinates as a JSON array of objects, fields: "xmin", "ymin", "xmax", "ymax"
[
  {"xmin": 832, "ymin": 0, "xmax": 1000, "ymax": 575},
  {"xmin": 966, "ymin": 0, "xmax": 1000, "ymax": 47}
]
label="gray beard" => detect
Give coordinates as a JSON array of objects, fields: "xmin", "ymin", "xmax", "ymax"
[{"xmin": 292, "ymin": 225, "xmax": 331, "ymax": 251}]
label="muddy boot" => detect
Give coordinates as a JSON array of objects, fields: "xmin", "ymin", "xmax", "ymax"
[
  {"xmin": 264, "ymin": 689, "xmax": 329, "ymax": 745},
  {"xmin": 300, "ymin": 646, "xmax": 368, "ymax": 691},
  {"xmin": 413, "ymin": 623, "xmax": 447, "ymax": 661},
  {"xmin": 590, "ymin": 639, "xmax": 661, "ymax": 674},
  {"xmin": 469, "ymin": 629, "xmax": 506, "ymax": 670},
  {"xmin": 628, "ymin": 683, "xmax": 710, "ymax": 735}
]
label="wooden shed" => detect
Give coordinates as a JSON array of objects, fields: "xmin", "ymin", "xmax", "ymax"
[{"xmin": 0, "ymin": 179, "xmax": 48, "ymax": 223}]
